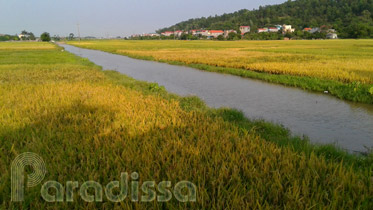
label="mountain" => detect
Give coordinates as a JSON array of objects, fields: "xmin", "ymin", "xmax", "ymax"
[{"xmin": 157, "ymin": 0, "xmax": 373, "ymax": 38}]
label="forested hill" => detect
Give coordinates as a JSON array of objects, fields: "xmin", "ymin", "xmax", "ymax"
[{"xmin": 157, "ymin": 0, "xmax": 373, "ymax": 38}]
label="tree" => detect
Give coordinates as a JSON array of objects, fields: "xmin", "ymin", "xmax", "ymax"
[
  {"xmin": 217, "ymin": 34, "xmax": 225, "ymax": 40},
  {"xmin": 69, "ymin": 33, "xmax": 74, "ymax": 40},
  {"xmin": 28, "ymin": 32, "xmax": 36, "ymax": 40},
  {"xmin": 53, "ymin": 35, "xmax": 61, "ymax": 41},
  {"xmin": 40, "ymin": 32, "xmax": 51, "ymax": 42},
  {"xmin": 227, "ymin": 32, "xmax": 237, "ymax": 40},
  {"xmin": 20, "ymin": 30, "xmax": 30, "ymax": 40},
  {"xmin": 180, "ymin": 33, "xmax": 188, "ymax": 40}
]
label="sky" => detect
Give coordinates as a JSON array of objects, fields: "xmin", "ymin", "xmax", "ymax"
[{"xmin": 0, "ymin": 0, "xmax": 286, "ymax": 38}]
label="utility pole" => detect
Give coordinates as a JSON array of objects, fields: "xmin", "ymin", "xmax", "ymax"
[{"xmin": 77, "ymin": 23, "xmax": 81, "ymax": 42}]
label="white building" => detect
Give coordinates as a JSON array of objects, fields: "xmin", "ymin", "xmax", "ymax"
[
  {"xmin": 258, "ymin": 28, "xmax": 268, "ymax": 33},
  {"xmin": 161, "ymin": 31, "xmax": 174, "ymax": 37},
  {"xmin": 310, "ymin": 28, "xmax": 321, "ymax": 33},
  {"xmin": 174, "ymin": 30, "xmax": 184, "ymax": 37},
  {"xmin": 239, "ymin": 26, "xmax": 250, "ymax": 35},
  {"xmin": 190, "ymin": 30, "xmax": 202, "ymax": 36},
  {"xmin": 18, "ymin": 34, "xmax": 30, "ymax": 39},
  {"xmin": 326, "ymin": 33, "xmax": 338, "ymax": 39},
  {"xmin": 268, "ymin": 27, "xmax": 279, "ymax": 33},
  {"xmin": 282, "ymin": 25, "xmax": 295, "ymax": 33},
  {"xmin": 208, "ymin": 30, "xmax": 224, "ymax": 38},
  {"xmin": 200, "ymin": 30, "xmax": 210, "ymax": 37}
]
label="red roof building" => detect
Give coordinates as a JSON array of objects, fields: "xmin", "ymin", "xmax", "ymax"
[
  {"xmin": 258, "ymin": 28, "xmax": 268, "ymax": 33},
  {"xmin": 209, "ymin": 30, "xmax": 224, "ymax": 33}
]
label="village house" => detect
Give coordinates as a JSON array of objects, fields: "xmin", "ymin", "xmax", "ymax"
[
  {"xmin": 327, "ymin": 29, "xmax": 336, "ymax": 33},
  {"xmin": 199, "ymin": 30, "xmax": 210, "ymax": 37},
  {"xmin": 161, "ymin": 31, "xmax": 174, "ymax": 36},
  {"xmin": 174, "ymin": 30, "xmax": 184, "ymax": 37},
  {"xmin": 239, "ymin": 26, "xmax": 250, "ymax": 35},
  {"xmin": 190, "ymin": 30, "xmax": 202, "ymax": 36},
  {"xmin": 275, "ymin": 25, "xmax": 282, "ymax": 30},
  {"xmin": 282, "ymin": 25, "xmax": 295, "ymax": 33},
  {"xmin": 130, "ymin": 34, "xmax": 141, "ymax": 38},
  {"xmin": 309, "ymin": 28, "xmax": 320, "ymax": 33},
  {"xmin": 208, "ymin": 30, "xmax": 224, "ymax": 38},
  {"xmin": 303, "ymin": 28, "xmax": 312, "ymax": 32},
  {"xmin": 258, "ymin": 28, "xmax": 268, "ymax": 33},
  {"xmin": 18, "ymin": 34, "xmax": 30, "ymax": 39},
  {"xmin": 326, "ymin": 33, "xmax": 338, "ymax": 39},
  {"xmin": 143, "ymin": 33, "xmax": 160, "ymax": 37},
  {"xmin": 268, "ymin": 27, "xmax": 279, "ymax": 33}
]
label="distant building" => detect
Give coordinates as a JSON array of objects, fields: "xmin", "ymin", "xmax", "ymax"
[
  {"xmin": 174, "ymin": 30, "xmax": 184, "ymax": 37},
  {"xmin": 326, "ymin": 33, "xmax": 338, "ymax": 39},
  {"xmin": 161, "ymin": 31, "xmax": 174, "ymax": 37},
  {"xmin": 303, "ymin": 28, "xmax": 312, "ymax": 32},
  {"xmin": 275, "ymin": 25, "xmax": 283, "ymax": 30},
  {"xmin": 320, "ymin": 25, "xmax": 330, "ymax": 32},
  {"xmin": 208, "ymin": 30, "xmax": 224, "ymax": 38},
  {"xmin": 258, "ymin": 28, "xmax": 268, "ymax": 33},
  {"xmin": 327, "ymin": 29, "xmax": 336, "ymax": 33},
  {"xmin": 282, "ymin": 25, "xmax": 295, "ymax": 33},
  {"xmin": 190, "ymin": 30, "xmax": 202, "ymax": 36},
  {"xmin": 142, "ymin": 33, "xmax": 160, "ymax": 37},
  {"xmin": 200, "ymin": 30, "xmax": 210, "ymax": 37},
  {"xmin": 18, "ymin": 34, "xmax": 30, "ymax": 39},
  {"xmin": 268, "ymin": 27, "xmax": 279, "ymax": 33},
  {"xmin": 224, "ymin": 30, "xmax": 237, "ymax": 38},
  {"xmin": 310, "ymin": 28, "xmax": 320, "ymax": 34},
  {"xmin": 239, "ymin": 26, "xmax": 250, "ymax": 35}
]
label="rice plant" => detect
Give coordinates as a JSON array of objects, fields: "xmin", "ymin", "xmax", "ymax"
[
  {"xmin": 69, "ymin": 40, "xmax": 373, "ymax": 104},
  {"xmin": 0, "ymin": 42, "xmax": 372, "ymax": 209}
]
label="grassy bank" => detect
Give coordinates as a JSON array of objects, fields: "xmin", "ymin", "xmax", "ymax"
[
  {"xmin": 68, "ymin": 40, "xmax": 373, "ymax": 104},
  {"xmin": 0, "ymin": 42, "xmax": 372, "ymax": 209}
]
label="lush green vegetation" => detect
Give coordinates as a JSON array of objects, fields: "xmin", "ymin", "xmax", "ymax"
[
  {"xmin": 40, "ymin": 32, "xmax": 51, "ymax": 42},
  {"xmin": 68, "ymin": 40, "xmax": 373, "ymax": 104},
  {"xmin": 0, "ymin": 31, "xmax": 37, "ymax": 42},
  {"xmin": 19, "ymin": 30, "xmax": 36, "ymax": 41},
  {"xmin": 0, "ymin": 42, "xmax": 372, "ymax": 209},
  {"xmin": 0, "ymin": 34, "xmax": 20, "ymax": 42},
  {"xmin": 158, "ymin": 0, "xmax": 373, "ymax": 39}
]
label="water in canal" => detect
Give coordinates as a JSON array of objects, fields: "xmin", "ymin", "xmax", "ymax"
[{"xmin": 61, "ymin": 44, "xmax": 373, "ymax": 153}]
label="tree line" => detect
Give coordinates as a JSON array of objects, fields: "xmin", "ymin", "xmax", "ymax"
[{"xmin": 0, "ymin": 31, "xmax": 57, "ymax": 42}]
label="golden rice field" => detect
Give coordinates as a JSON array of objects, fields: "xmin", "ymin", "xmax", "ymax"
[
  {"xmin": 0, "ymin": 42, "xmax": 372, "ymax": 209},
  {"xmin": 69, "ymin": 40, "xmax": 373, "ymax": 84}
]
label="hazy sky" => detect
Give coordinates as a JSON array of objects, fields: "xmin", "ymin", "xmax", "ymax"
[{"xmin": 0, "ymin": 0, "xmax": 285, "ymax": 37}]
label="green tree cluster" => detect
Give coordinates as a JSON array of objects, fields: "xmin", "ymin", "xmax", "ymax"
[
  {"xmin": 40, "ymin": 32, "xmax": 51, "ymax": 42},
  {"xmin": 0, "ymin": 35, "xmax": 19, "ymax": 41},
  {"xmin": 19, "ymin": 30, "xmax": 36, "ymax": 40}
]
